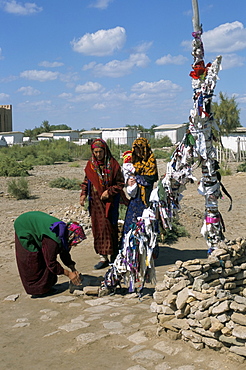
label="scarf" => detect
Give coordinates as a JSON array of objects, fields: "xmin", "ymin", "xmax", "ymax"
[{"xmin": 132, "ymin": 137, "xmax": 158, "ymax": 204}]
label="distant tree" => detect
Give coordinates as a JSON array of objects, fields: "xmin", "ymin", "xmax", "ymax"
[
  {"xmin": 41, "ymin": 120, "xmax": 51, "ymax": 132},
  {"xmin": 50, "ymin": 123, "xmax": 72, "ymax": 131},
  {"xmin": 212, "ymin": 92, "xmax": 241, "ymax": 135}
]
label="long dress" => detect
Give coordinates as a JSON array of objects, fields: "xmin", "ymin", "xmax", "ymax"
[
  {"xmin": 80, "ymin": 159, "xmax": 125, "ymax": 257},
  {"xmin": 14, "ymin": 211, "xmax": 75, "ymax": 295}
]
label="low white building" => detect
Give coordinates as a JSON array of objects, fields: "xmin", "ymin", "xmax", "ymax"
[
  {"xmin": 101, "ymin": 127, "xmax": 137, "ymax": 147},
  {"xmin": 221, "ymin": 127, "xmax": 246, "ymax": 153},
  {"xmin": 79, "ymin": 130, "xmax": 102, "ymax": 145},
  {"xmin": 153, "ymin": 124, "xmax": 187, "ymax": 144},
  {"xmin": 37, "ymin": 130, "xmax": 80, "ymax": 142},
  {"xmin": 37, "ymin": 132, "xmax": 53, "ymax": 141},
  {"xmin": 0, "ymin": 131, "xmax": 24, "ymax": 145}
]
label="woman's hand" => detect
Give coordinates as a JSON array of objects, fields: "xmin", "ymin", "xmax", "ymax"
[
  {"xmin": 101, "ymin": 190, "xmax": 109, "ymax": 200},
  {"xmin": 80, "ymin": 195, "xmax": 86, "ymax": 206},
  {"xmin": 68, "ymin": 270, "xmax": 81, "ymax": 285}
]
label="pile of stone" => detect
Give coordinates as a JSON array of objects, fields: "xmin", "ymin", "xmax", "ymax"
[
  {"xmin": 52, "ymin": 204, "xmax": 92, "ymax": 234},
  {"xmin": 151, "ymin": 238, "xmax": 246, "ymax": 361}
]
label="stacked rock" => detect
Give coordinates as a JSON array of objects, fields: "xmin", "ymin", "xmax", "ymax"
[
  {"xmin": 52, "ymin": 204, "xmax": 92, "ymax": 234},
  {"xmin": 151, "ymin": 238, "xmax": 246, "ymax": 360}
]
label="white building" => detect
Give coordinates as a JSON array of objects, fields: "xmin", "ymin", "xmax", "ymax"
[
  {"xmin": 153, "ymin": 124, "xmax": 187, "ymax": 144},
  {"xmin": 37, "ymin": 130, "xmax": 79, "ymax": 142},
  {"xmin": 79, "ymin": 130, "xmax": 102, "ymax": 145},
  {"xmin": 101, "ymin": 127, "xmax": 137, "ymax": 147},
  {"xmin": 0, "ymin": 131, "xmax": 24, "ymax": 145},
  {"xmin": 221, "ymin": 127, "xmax": 246, "ymax": 153}
]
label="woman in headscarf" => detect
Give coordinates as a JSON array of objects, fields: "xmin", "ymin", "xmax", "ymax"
[
  {"xmin": 80, "ymin": 138, "xmax": 125, "ymax": 269},
  {"xmin": 14, "ymin": 211, "xmax": 86, "ymax": 297},
  {"xmin": 122, "ymin": 137, "xmax": 158, "ymax": 236}
]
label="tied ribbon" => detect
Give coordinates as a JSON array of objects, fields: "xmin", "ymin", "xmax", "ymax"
[{"xmin": 205, "ymin": 216, "xmax": 220, "ymax": 224}]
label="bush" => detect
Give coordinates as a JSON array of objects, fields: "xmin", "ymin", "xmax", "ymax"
[
  {"xmin": 237, "ymin": 162, "xmax": 246, "ymax": 172},
  {"xmin": 218, "ymin": 162, "xmax": 232, "ymax": 176},
  {"xmin": 160, "ymin": 218, "xmax": 189, "ymax": 243},
  {"xmin": 149, "ymin": 136, "xmax": 173, "ymax": 148},
  {"xmin": 0, "ymin": 156, "xmax": 32, "ymax": 176},
  {"xmin": 153, "ymin": 149, "xmax": 173, "ymax": 160},
  {"xmin": 49, "ymin": 177, "xmax": 81, "ymax": 190},
  {"xmin": 7, "ymin": 177, "xmax": 30, "ymax": 199}
]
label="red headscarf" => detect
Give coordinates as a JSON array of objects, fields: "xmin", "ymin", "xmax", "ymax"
[{"xmin": 85, "ymin": 139, "xmax": 120, "ymax": 196}]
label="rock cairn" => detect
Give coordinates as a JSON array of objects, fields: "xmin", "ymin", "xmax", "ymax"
[
  {"xmin": 51, "ymin": 204, "xmax": 92, "ymax": 234},
  {"xmin": 151, "ymin": 238, "xmax": 246, "ymax": 360}
]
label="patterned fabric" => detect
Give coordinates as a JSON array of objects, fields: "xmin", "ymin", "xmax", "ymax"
[
  {"xmin": 122, "ymin": 150, "xmax": 132, "ymax": 163},
  {"xmin": 67, "ymin": 222, "xmax": 86, "ymax": 246},
  {"xmin": 89, "ymin": 138, "xmax": 113, "ymax": 190},
  {"xmin": 80, "ymin": 142, "xmax": 125, "ymax": 257},
  {"xmin": 131, "ymin": 137, "xmax": 158, "ymax": 205}
]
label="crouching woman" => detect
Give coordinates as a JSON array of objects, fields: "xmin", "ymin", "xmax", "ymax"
[{"xmin": 14, "ymin": 211, "xmax": 86, "ymax": 297}]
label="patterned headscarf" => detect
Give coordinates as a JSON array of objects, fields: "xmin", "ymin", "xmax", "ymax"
[
  {"xmin": 132, "ymin": 138, "xmax": 157, "ymax": 176},
  {"xmin": 50, "ymin": 221, "xmax": 86, "ymax": 250},
  {"xmin": 131, "ymin": 137, "xmax": 158, "ymax": 205},
  {"xmin": 90, "ymin": 138, "xmax": 113, "ymax": 188},
  {"xmin": 67, "ymin": 222, "xmax": 86, "ymax": 246},
  {"xmin": 122, "ymin": 150, "xmax": 132, "ymax": 164}
]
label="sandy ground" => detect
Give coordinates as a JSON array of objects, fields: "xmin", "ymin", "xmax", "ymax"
[{"xmin": 0, "ymin": 159, "xmax": 245, "ymax": 370}]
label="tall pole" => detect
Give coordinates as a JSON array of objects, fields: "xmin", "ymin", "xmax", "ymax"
[{"xmin": 189, "ymin": 0, "xmax": 223, "ymax": 253}]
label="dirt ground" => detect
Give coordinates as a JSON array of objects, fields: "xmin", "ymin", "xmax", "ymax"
[{"xmin": 0, "ymin": 159, "xmax": 245, "ymax": 370}]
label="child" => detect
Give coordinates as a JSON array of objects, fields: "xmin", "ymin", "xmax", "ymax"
[{"xmin": 122, "ymin": 150, "xmax": 138, "ymax": 198}]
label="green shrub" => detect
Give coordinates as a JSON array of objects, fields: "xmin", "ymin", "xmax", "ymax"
[
  {"xmin": 0, "ymin": 156, "xmax": 32, "ymax": 176},
  {"xmin": 49, "ymin": 177, "xmax": 81, "ymax": 190},
  {"xmin": 149, "ymin": 136, "xmax": 173, "ymax": 148},
  {"xmin": 153, "ymin": 149, "xmax": 172, "ymax": 160},
  {"xmin": 7, "ymin": 177, "xmax": 30, "ymax": 199},
  {"xmin": 69, "ymin": 162, "xmax": 80, "ymax": 168},
  {"xmin": 218, "ymin": 162, "xmax": 232, "ymax": 176},
  {"xmin": 160, "ymin": 218, "xmax": 189, "ymax": 243},
  {"xmin": 237, "ymin": 162, "xmax": 246, "ymax": 172}
]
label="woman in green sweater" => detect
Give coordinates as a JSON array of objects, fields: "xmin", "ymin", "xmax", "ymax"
[{"xmin": 14, "ymin": 211, "xmax": 86, "ymax": 297}]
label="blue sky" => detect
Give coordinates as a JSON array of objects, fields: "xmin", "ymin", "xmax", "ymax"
[{"xmin": 0, "ymin": 0, "xmax": 246, "ymax": 132}]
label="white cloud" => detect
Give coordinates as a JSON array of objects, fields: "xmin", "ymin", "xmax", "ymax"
[
  {"xmin": 0, "ymin": 47, "xmax": 4, "ymax": 60},
  {"xmin": 131, "ymin": 42, "xmax": 153, "ymax": 53},
  {"xmin": 71, "ymin": 26, "xmax": 126, "ymax": 56},
  {"xmin": 75, "ymin": 81, "xmax": 104, "ymax": 93},
  {"xmin": 90, "ymin": 0, "xmax": 114, "ymax": 9},
  {"xmin": 0, "ymin": 92, "xmax": 10, "ymax": 99},
  {"xmin": 20, "ymin": 70, "xmax": 59, "ymax": 81},
  {"xmin": 16, "ymin": 86, "xmax": 41, "ymax": 95},
  {"xmin": 131, "ymin": 79, "xmax": 182, "ymax": 94},
  {"xmin": 156, "ymin": 54, "xmax": 188, "ymax": 65},
  {"xmin": 39, "ymin": 61, "xmax": 64, "ymax": 68},
  {"xmin": 18, "ymin": 100, "xmax": 52, "ymax": 110},
  {"xmin": 202, "ymin": 21, "xmax": 246, "ymax": 53},
  {"xmin": 2, "ymin": 1, "xmax": 42, "ymax": 15},
  {"xmin": 58, "ymin": 92, "xmax": 73, "ymax": 99},
  {"xmin": 221, "ymin": 54, "xmax": 245, "ymax": 69},
  {"xmin": 93, "ymin": 103, "xmax": 106, "ymax": 110},
  {"xmin": 85, "ymin": 53, "xmax": 150, "ymax": 78},
  {"xmin": 182, "ymin": 21, "xmax": 246, "ymax": 53}
]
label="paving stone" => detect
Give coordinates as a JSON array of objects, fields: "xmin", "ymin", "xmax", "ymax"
[
  {"xmin": 122, "ymin": 314, "xmax": 136, "ymax": 323},
  {"xmin": 126, "ymin": 365, "xmax": 147, "ymax": 370},
  {"xmin": 49, "ymin": 295, "xmax": 76, "ymax": 303},
  {"xmin": 58, "ymin": 321, "xmax": 90, "ymax": 332},
  {"xmin": 4, "ymin": 294, "xmax": 20, "ymax": 301},
  {"xmin": 102, "ymin": 321, "xmax": 124, "ymax": 331},
  {"xmin": 153, "ymin": 341, "xmax": 182, "ymax": 355},
  {"xmin": 131, "ymin": 349, "xmax": 164, "ymax": 362},
  {"xmin": 127, "ymin": 331, "xmax": 149, "ymax": 344},
  {"xmin": 84, "ymin": 305, "xmax": 112, "ymax": 313},
  {"xmin": 128, "ymin": 345, "xmax": 146, "ymax": 353},
  {"xmin": 12, "ymin": 322, "xmax": 30, "ymax": 328},
  {"xmin": 76, "ymin": 332, "xmax": 108, "ymax": 345},
  {"xmin": 84, "ymin": 297, "xmax": 111, "ymax": 306},
  {"xmin": 70, "ymin": 315, "xmax": 85, "ymax": 322}
]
